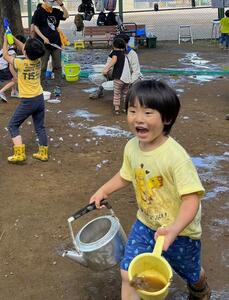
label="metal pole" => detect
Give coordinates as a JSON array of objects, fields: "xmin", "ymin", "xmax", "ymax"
[
  {"xmin": 27, "ymin": 0, "xmax": 32, "ymax": 26},
  {"xmin": 119, "ymin": 0, "xmax": 123, "ymax": 21},
  {"xmin": 218, "ymin": 8, "xmax": 224, "ymax": 20}
]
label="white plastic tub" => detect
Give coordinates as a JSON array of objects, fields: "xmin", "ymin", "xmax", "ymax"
[
  {"xmin": 102, "ymin": 80, "xmax": 114, "ymax": 91},
  {"xmin": 43, "ymin": 91, "xmax": 51, "ymax": 101},
  {"xmin": 92, "ymin": 64, "xmax": 105, "ymax": 73}
]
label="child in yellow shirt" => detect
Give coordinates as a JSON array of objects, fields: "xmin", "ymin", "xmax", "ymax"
[
  {"xmin": 89, "ymin": 80, "xmax": 211, "ymax": 299},
  {"xmin": 219, "ymin": 10, "xmax": 229, "ymax": 49},
  {"xmin": 3, "ymin": 35, "xmax": 48, "ymax": 163}
]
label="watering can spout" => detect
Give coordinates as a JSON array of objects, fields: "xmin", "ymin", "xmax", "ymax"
[{"xmin": 62, "ymin": 250, "xmax": 88, "ymax": 267}]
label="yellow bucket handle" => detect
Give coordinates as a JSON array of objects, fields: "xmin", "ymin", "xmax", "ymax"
[{"xmin": 152, "ymin": 235, "xmax": 165, "ymax": 257}]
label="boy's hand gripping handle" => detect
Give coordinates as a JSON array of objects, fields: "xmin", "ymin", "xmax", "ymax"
[
  {"xmin": 67, "ymin": 200, "xmax": 112, "ymax": 252},
  {"xmin": 68, "ymin": 199, "xmax": 112, "ymax": 223}
]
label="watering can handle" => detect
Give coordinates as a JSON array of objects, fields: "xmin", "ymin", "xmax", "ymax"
[
  {"xmin": 68, "ymin": 199, "xmax": 112, "ymax": 222},
  {"xmin": 153, "ymin": 235, "xmax": 165, "ymax": 257}
]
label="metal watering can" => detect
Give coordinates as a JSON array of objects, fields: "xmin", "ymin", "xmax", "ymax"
[{"xmin": 62, "ymin": 200, "xmax": 127, "ymax": 271}]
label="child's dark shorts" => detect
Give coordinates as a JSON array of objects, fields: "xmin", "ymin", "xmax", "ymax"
[
  {"xmin": 0, "ymin": 67, "xmax": 13, "ymax": 81},
  {"xmin": 121, "ymin": 219, "xmax": 201, "ymax": 284}
]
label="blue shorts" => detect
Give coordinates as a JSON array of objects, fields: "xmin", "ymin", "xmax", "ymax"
[{"xmin": 121, "ymin": 219, "xmax": 201, "ymax": 284}]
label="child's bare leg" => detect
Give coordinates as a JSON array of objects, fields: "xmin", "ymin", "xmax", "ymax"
[
  {"xmin": 9, "ymin": 64, "xmax": 18, "ymax": 94},
  {"xmin": 12, "ymin": 135, "xmax": 23, "ymax": 146},
  {"xmin": 122, "ymin": 83, "xmax": 129, "ymax": 112},
  {"xmin": 0, "ymin": 80, "xmax": 15, "ymax": 94},
  {"xmin": 121, "ymin": 270, "xmax": 140, "ymax": 300},
  {"xmin": 113, "ymin": 79, "xmax": 123, "ymax": 113}
]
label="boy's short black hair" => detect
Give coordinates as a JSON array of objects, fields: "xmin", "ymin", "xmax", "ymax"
[
  {"xmin": 113, "ymin": 37, "xmax": 126, "ymax": 50},
  {"xmin": 24, "ymin": 38, "xmax": 45, "ymax": 60},
  {"xmin": 225, "ymin": 10, "xmax": 229, "ymax": 17},
  {"xmin": 126, "ymin": 80, "xmax": 180, "ymax": 135},
  {"xmin": 116, "ymin": 33, "xmax": 130, "ymax": 44}
]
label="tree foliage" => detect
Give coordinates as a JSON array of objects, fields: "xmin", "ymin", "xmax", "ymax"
[{"xmin": 0, "ymin": 0, "xmax": 24, "ymax": 47}]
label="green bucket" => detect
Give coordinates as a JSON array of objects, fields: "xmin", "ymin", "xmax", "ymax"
[{"xmin": 146, "ymin": 36, "xmax": 157, "ymax": 48}]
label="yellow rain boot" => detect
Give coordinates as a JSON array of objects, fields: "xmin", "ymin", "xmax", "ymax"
[
  {"xmin": 8, "ymin": 144, "xmax": 26, "ymax": 164},
  {"xmin": 32, "ymin": 146, "xmax": 48, "ymax": 162}
]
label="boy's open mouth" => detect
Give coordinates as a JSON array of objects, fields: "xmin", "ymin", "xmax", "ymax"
[{"xmin": 135, "ymin": 126, "xmax": 149, "ymax": 134}]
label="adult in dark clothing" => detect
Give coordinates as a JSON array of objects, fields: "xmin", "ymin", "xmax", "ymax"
[{"xmin": 33, "ymin": 0, "xmax": 69, "ymax": 91}]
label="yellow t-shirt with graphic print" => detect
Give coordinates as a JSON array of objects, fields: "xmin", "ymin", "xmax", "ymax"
[
  {"xmin": 14, "ymin": 58, "xmax": 43, "ymax": 98},
  {"xmin": 120, "ymin": 136, "xmax": 205, "ymax": 239}
]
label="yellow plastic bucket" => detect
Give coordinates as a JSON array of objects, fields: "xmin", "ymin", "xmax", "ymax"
[
  {"xmin": 64, "ymin": 63, "xmax": 81, "ymax": 82},
  {"xmin": 128, "ymin": 236, "xmax": 173, "ymax": 300}
]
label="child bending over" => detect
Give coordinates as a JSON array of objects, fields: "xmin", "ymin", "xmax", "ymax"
[
  {"xmin": 89, "ymin": 80, "xmax": 211, "ymax": 300},
  {"xmin": 3, "ymin": 35, "xmax": 48, "ymax": 164}
]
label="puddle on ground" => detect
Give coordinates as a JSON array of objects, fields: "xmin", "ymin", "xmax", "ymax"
[
  {"xmin": 179, "ymin": 53, "xmax": 213, "ymax": 69},
  {"xmin": 82, "ymin": 87, "xmax": 98, "ymax": 93},
  {"xmin": 192, "ymin": 154, "xmax": 229, "ymax": 201},
  {"xmin": 192, "ymin": 155, "xmax": 226, "ymax": 169},
  {"xmin": 70, "ymin": 109, "xmax": 100, "ymax": 121},
  {"xmin": 189, "ymin": 75, "xmax": 216, "ymax": 82},
  {"xmin": 221, "ymin": 249, "xmax": 229, "ymax": 268},
  {"xmin": 68, "ymin": 121, "xmax": 88, "ymax": 129},
  {"xmin": 91, "ymin": 125, "xmax": 132, "ymax": 138}
]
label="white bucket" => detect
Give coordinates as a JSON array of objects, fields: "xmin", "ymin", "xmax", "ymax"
[
  {"xmin": 102, "ymin": 80, "xmax": 114, "ymax": 91},
  {"xmin": 92, "ymin": 64, "xmax": 105, "ymax": 73},
  {"xmin": 43, "ymin": 91, "xmax": 51, "ymax": 101}
]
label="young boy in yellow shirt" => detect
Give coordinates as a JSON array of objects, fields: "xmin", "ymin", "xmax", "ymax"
[
  {"xmin": 3, "ymin": 35, "xmax": 48, "ymax": 163},
  {"xmin": 90, "ymin": 80, "xmax": 211, "ymax": 299}
]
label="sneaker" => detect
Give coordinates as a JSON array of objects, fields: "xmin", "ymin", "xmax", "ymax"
[
  {"xmin": 0, "ymin": 92, "xmax": 7, "ymax": 103},
  {"xmin": 11, "ymin": 90, "xmax": 19, "ymax": 98},
  {"xmin": 89, "ymin": 90, "xmax": 104, "ymax": 100},
  {"xmin": 53, "ymin": 86, "xmax": 62, "ymax": 97}
]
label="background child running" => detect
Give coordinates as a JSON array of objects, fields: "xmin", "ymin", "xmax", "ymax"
[
  {"xmin": 219, "ymin": 9, "xmax": 229, "ymax": 50},
  {"xmin": 3, "ymin": 35, "xmax": 48, "ymax": 164},
  {"xmin": 102, "ymin": 37, "xmax": 131, "ymax": 115},
  {"xmin": 89, "ymin": 80, "xmax": 211, "ymax": 300},
  {"xmin": 0, "ymin": 35, "xmax": 26, "ymax": 102}
]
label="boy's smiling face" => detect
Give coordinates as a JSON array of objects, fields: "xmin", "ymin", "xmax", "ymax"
[{"xmin": 127, "ymin": 98, "xmax": 168, "ymax": 151}]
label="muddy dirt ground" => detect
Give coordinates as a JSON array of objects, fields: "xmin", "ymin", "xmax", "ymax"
[{"xmin": 0, "ymin": 41, "xmax": 229, "ymax": 300}]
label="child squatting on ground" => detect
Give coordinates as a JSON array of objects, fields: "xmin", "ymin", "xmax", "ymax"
[
  {"xmin": 89, "ymin": 80, "xmax": 211, "ymax": 300},
  {"xmin": 102, "ymin": 37, "xmax": 131, "ymax": 115},
  {"xmin": 3, "ymin": 35, "xmax": 48, "ymax": 164}
]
